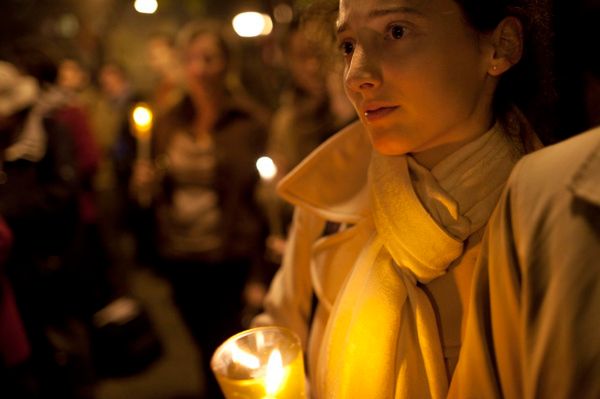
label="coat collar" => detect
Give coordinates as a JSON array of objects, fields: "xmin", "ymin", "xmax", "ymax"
[
  {"xmin": 277, "ymin": 120, "xmax": 371, "ymax": 223},
  {"xmin": 569, "ymin": 127, "xmax": 600, "ymax": 206}
]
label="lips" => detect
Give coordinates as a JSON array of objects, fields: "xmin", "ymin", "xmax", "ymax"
[{"xmin": 363, "ymin": 105, "xmax": 399, "ymax": 122}]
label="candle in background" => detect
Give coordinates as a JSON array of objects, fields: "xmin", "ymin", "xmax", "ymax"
[
  {"xmin": 131, "ymin": 102, "xmax": 153, "ymax": 160},
  {"xmin": 255, "ymin": 155, "xmax": 287, "ymax": 266},
  {"xmin": 255, "ymin": 155, "xmax": 282, "ymax": 239},
  {"xmin": 256, "ymin": 156, "xmax": 277, "ymax": 181},
  {"xmin": 211, "ymin": 326, "xmax": 306, "ymax": 399},
  {"xmin": 130, "ymin": 103, "xmax": 154, "ymax": 207}
]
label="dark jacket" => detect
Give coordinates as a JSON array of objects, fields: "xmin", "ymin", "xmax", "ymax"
[
  {"xmin": 0, "ymin": 112, "xmax": 80, "ymax": 317},
  {"xmin": 153, "ymin": 95, "xmax": 268, "ymax": 266}
]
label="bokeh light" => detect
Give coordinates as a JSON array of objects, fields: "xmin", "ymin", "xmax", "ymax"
[
  {"xmin": 134, "ymin": 0, "xmax": 158, "ymax": 14},
  {"xmin": 232, "ymin": 12, "xmax": 273, "ymax": 38},
  {"xmin": 256, "ymin": 156, "xmax": 278, "ymax": 180},
  {"xmin": 132, "ymin": 104, "xmax": 153, "ymax": 133}
]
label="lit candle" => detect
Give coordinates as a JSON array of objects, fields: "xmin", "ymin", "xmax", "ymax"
[
  {"xmin": 256, "ymin": 156, "xmax": 278, "ymax": 181},
  {"xmin": 256, "ymin": 156, "xmax": 283, "ymax": 240},
  {"xmin": 131, "ymin": 102, "xmax": 153, "ymax": 160},
  {"xmin": 211, "ymin": 326, "xmax": 306, "ymax": 399}
]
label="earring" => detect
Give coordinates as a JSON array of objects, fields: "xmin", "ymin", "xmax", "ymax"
[{"xmin": 492, "ymin": 65, "xmax": 498, "ymax": 72}]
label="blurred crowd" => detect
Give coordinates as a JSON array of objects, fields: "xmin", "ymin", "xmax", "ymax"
[{"xmin": 0, "ymin": 15, "xmax": 355, "ymax": 399}]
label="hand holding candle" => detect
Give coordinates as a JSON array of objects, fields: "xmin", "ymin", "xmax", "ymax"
[{"xmin": 211, "ymin": 326, "xmax": 306, "ymax": 399}]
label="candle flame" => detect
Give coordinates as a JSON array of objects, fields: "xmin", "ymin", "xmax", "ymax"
[
  {"xmin": 256, "ymin": 156, "xmax": 277, "ymax": 180},
  {"xmin": 132, "ymin": 104, "xmax": 153, "ymax": 137},
  {"xmin": 230, "ymin": 343, "xmax": 260, "ymax": 370},
  {"xmin": 265, "ymin": 349, "xmax": 284, "ymax": 395}
]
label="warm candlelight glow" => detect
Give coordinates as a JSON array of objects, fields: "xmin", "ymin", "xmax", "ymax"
[
  {"xmin": 231, "ymin": 343, "xmax": 260, "ymax": 370},
  {"xmin": 232, "ymin": 12, "xmax": 273, "ymax": 37},
  {"xmin": 131, "ymin": 103, "xmax": 154, "ymax": 161},
  {"xmin": 134, "ymin": 0, "xmax": 158, "ymax": 14},
  {"xmin": 211, "ymin": 327, "xmax": 306, "ymax": 398},
  {"xmin": 132, "ymin": 104, "xmax": 153, "ymax": 137},
  {"xmin": 256, "ymin": 156, "xmax": 277, "ymax": 180},
  {"xmin": 265, "ymin": 349, "xmax": 284, "ymax": 395}
]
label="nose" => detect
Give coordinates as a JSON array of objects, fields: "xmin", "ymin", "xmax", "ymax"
[{"xmin": 345, "ymin": 46, "xmax": 381, "ymax": 93}]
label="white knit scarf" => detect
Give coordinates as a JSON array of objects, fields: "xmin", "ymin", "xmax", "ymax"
[{"xmin": 315, "ymin": 123, "xmax": 521, "ymax": 399}]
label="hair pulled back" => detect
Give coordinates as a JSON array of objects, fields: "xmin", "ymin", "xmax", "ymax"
[{"xmin": 302, "ymin": 0, "xmax": 556, "ymax": 142}]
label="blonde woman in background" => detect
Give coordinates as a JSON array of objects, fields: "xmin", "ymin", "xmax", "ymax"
[{"xmin": 131, "ymin": 20, "xmax": 268, "ymax": 399}]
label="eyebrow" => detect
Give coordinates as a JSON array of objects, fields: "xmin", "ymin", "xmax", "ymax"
[{"xmin": 336, "ymin": 6, "xmax": 425, "ymax": 34}]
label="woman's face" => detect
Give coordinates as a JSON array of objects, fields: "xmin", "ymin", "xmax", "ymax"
[
  {"xmin": 183, "ymin": 33, "xmax": 227, "ymax": 94},
  {"xmin": 337, "ymin": 0, "xmax": 497, "ymax": 160},
  {"xmin": 58, "ymin": 59, "xmax": 88, "ymax": 91}
]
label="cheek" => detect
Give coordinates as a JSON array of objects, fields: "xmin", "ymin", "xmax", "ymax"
[
  {"xmin": 399, "ymin": 59, "xmax": 482, "ymax": 121},
  {"xmin": 428, "ymin": 39, "xmax": 487, "ymax": 111},
  {"xmin": 343, "ymin": 79, "xmax": 360, "ymax": 112}
]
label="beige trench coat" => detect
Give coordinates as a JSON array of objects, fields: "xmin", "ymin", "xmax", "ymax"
[
  {"xmin": 257, "ymin": 121, "xmax": 486, "ymax": 393},
  {"xmin": 449, "ymin": 126, "xmax": 600, "ymax": 399}
]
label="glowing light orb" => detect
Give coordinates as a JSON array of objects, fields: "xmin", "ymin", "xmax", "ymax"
[
  {"xmin": 232, "ymin": 12, "xmax": 273, "ymax": 37},
  {"xmin": 134, "ymin": 0, "xmax": 158, "ymax": 14},
  {"xmin": 256, "ymin": 156, "xmax": 278, "ymax": 180}
]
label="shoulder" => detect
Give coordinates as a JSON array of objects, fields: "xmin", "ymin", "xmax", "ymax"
[
  {"xmin": 508, "ymin": 126, "xmax": 600, "ymax": 204},
  {"xmin": 501, "ymin": 127, "xmax": 600, "ymax": 257}
]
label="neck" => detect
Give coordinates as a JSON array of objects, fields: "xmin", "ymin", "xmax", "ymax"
[
  {"xmin": 412, "ymin": 122, "xmax": 493, "ymax": 169},
  {"xmin": 413, "ymin": 75, "xmax": 498, "ymax": 169}
]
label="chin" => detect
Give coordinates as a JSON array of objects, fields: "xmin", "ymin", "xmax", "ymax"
[{"xmin": 368, "ymin": 129, "xmax": 411, "ymax": 156}]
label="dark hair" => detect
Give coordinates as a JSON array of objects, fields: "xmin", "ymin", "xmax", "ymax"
[
  {"xmin": 3, "ymin": 36, "xmax": 61, "ymax": 86},
  {"xmin": 303, "ymin": 0, "xmax": 556, "ymax": 143},
  {"xmin": 176, "ymin": 20, "xmax": 230, "ymax": 66},
  {"xmin": 455, "ymin": 0, "xmax": 556, "ymax": 143}
]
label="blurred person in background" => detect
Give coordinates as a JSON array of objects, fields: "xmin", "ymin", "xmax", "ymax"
[
  {"xmin": 57, "ymin": 57, "xmax": 101, "ymax": 122},
  {"xmin": 252, "ymin": 16, "xmax": 356, "ymax": 317},
  {"xmin": 144, "ymin": 32, "xmax": 184, "ymax": 118},
  {"xmin": 0, "ymin": 58, "xmax": 92, "ymax": 398},
  {"xmin": 18, "ymin": 43, "xmax": 128, "ymax": 322},
  {"xmin": 135, "ymin": 33, "xmax": 185, "ymax": 268},
  {"xmin": 91, "ymin": 61, "xmax": 141, "ymax": 280},
  {"xmin": 131, "ymin": 20, "xmax": 268, "ymax": 399},
  {"xmin": 267, "ymin": 17, "xmax": 355, "ymax": 184}
]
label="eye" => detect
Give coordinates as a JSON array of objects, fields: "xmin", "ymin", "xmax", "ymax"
[
  {"xmin": 339, "ymin": 40, "xmax": 355, "ymax": 56},
  {"xmin": 388, "ymin": 24, "xmax": 406, "ymax": 40}
]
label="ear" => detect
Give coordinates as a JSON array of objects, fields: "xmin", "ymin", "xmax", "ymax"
[{"xmin": 488, "ymin": 16, "xmax": 523, "ymax": 76}]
